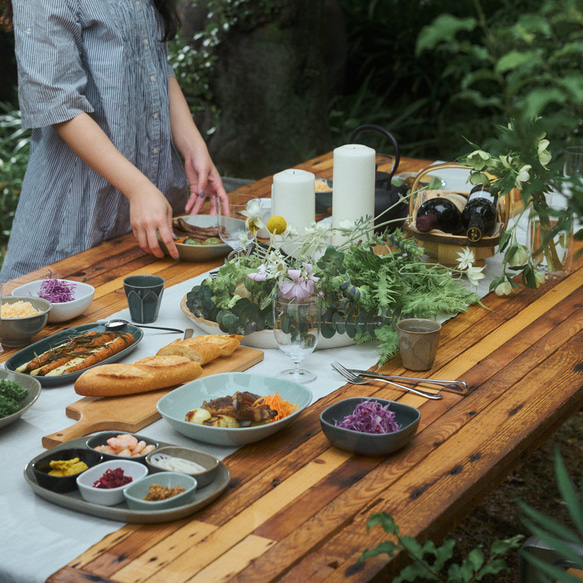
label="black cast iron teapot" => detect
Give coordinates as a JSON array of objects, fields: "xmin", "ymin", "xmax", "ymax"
[{"xmin": 349, "ymin": 124, "xmax": 409, "ymax": 232}]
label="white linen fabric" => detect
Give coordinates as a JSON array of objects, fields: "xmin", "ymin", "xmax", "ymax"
[{"xmin": 0, "ymin": 0, "xmax": 187, "ymax": 281}]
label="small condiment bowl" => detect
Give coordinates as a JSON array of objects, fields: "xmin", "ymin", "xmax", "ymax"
[
  {"xmin": 32, "ymin": 447, "xmax": 103, "ymax": 493},
  {"xmin": 86, "ymin": 431, "xmax": 159, "ymax": 463},
  {"xmin": 76, "ymin": 459, "xmax": 148, "ymax": 506},
  {"xmin": 0, "ymin": 296, "xmax": 51, "ymax": 346},
  {"xmin": 123, "ymin": 471, "xmax": 197, "ymax": 511},
  {"xmin": 12, "ymin": 280, "xmax": 95, "ymax": 323},
  {"xmin": 145, "ymin": 446, "xmax": 220, "ymax": 488},
  {"xmin": 320, "ymin": 397, "xmax": 421, "ymax": 456}
]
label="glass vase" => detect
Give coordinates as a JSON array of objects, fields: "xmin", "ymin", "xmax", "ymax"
[{"xmin": 526, "ymin": 191, "xmax": 573, "ymax": 279}]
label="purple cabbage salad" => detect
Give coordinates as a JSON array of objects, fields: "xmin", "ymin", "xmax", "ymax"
[
  {"xmin": 334, "ymin": 399, "xmax": 401, "ymax": 434},
  {"xmin": 37, "ymin": 278, "xmax": 77, "ymax": 303}
]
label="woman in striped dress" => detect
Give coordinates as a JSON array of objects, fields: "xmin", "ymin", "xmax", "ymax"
[{"xmin": 0, "ymin": 0, "xmax": 227, "ymax": 280}]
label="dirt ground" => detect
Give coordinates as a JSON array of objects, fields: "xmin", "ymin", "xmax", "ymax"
[{"xmin": 443, "ymin": 409, "xmax": 583, "ymax": 582}]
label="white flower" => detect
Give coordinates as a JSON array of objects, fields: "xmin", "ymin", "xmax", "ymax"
[
  {"xmin": 466, "ymin": 149, "xmax": 492, "ymax": 171},
  {"xmin": 238, "ymin": 230, "xmax": 250, "ymax": 249},
  {"xmin": 465, "ymin": 266, "xmax": 485, "ymax": 286},
  {"xmin": 456, "ymin": 247, "xmax": 475, "ymax": 270},
  {"xmin": 537, "ymin": 138, "xmax": 552, "ymax": 168},
  {"xmin": 534, "ymin": 270, "xmax": 546, "ymax": 288},
  {"xmin": 515, "ymin": 165, "xmax": 531, "ymax": 189},
  {"xmin": 336, "ymin": 219, "xmax": 356, "ymax": 232},
  {"xmin": 241, "ymin": 199, "xmax": 264, "ymax": 232},
  {"xmin": 508, "ymin": 244, "xmax": 529, "ymax": 268},
  {"xmin": 495, "ymin": 281, "xmax": 513, "ymax": 296}
]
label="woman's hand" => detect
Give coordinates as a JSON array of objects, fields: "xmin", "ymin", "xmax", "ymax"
[
  {"xmin": 168, "ymin": 77, "xmax": 228, "ymax": 216},
  {"xmin": 183, "ymin": 153, "xmax": 228, "ymax": 215},
  {"xmin": 127, "ymin": 183, "xmax": 178, "ymax": 260}
]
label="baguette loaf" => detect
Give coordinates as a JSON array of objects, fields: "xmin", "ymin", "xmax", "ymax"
[
  {"xmin": 74, "ymin": 355, "xmax": 202, "ymax": 397},
  {"xmin": 156, "ymin": 333, "xmax": 243, "ymax": 364}
]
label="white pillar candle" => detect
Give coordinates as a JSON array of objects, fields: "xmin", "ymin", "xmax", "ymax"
[
  {"xmin": 332, "ymin": 144, "xmax": 376, "ymax": 240},
  {"xmin": 272, "ymin": 168, "xmax": 316, "ymax": 234}
]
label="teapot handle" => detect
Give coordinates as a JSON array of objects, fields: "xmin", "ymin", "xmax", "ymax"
[{"xmin": 348, "ymin": 124, "xmax": 400, "ymax": 181}]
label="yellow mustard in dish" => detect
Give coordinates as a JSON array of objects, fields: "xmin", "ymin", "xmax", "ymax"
[{"xmin": 48, "ymin": 457, "xmax": 89, "ymax": 476}]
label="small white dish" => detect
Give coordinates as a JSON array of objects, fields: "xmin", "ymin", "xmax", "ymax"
[
  {"xmin": 12, "ymin": 280, "xmax": 95, "ymax": 323},
  {"xmin": 76, "ymin": 459, "xmax": 148, "ymax": 506}
]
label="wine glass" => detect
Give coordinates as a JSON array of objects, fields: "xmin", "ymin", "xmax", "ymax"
[
  {"xmin": 563, "ymin": 146, "xmax": 583, "ymax": 178},
  {"xmin": 218, "ymin": 193, "xmax": 259, "ymax": 251},
  {"xmin": 273, "ymin": 296, "xmax": 320, "ymax": 384}
]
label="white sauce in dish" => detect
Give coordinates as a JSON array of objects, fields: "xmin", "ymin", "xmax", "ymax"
[{"xmin": 149, "ymin": 453, "xmax": 207, "ymax": 474}]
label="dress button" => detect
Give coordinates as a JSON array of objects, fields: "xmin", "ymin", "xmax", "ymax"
[
  {"xmin": 150, "ymin": 75, "xmax": 156, "ymax": 82},
  {"xmin": 152, "ymin": 147, "xmax": 159, "ymax": 155},
  {"xmin": 153, "ymin": 112, "xmax": 159, "ymax": 120},
  {"xmin": 25, "ymin": 27, "xmax": 32, "ymax": 34},
  {"xmin": 143, "ymin": 38, "xmax": 149, "ymax": 46},
  {"xmin": 136, "ymin": 0, "xmax": 141, "ymax": 6}
]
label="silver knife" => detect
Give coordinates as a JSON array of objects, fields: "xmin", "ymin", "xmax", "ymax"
[{"xmin": 347, "ymin": 369, "xmax": 469, "ymax": 394}]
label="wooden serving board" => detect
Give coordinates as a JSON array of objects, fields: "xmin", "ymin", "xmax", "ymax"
[{"xmin": 41, "ymin": 346, "xmax": 264, "ymax": 449}]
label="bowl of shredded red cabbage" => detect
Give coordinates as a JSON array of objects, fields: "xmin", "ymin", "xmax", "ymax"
[
  {"xmin": 12, "ymin": 278, "xmax": 95, "ymax": 323},
  {"xmin": 320, "ymin": 397, "xmax": 420, "ymax": 456}
]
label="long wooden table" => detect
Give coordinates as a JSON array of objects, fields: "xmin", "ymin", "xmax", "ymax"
[{"xmin": 3, "ymin": 153, "xmax": 583, "ymax": 582}]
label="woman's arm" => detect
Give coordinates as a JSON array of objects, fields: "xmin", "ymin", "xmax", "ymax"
[
  {"xmin": 168, "ymin": 77, "xmax": 228, "ymax": 215},
  {"xmin": 53, "ymin": 113, "xmax": 180, "ymax": 260}
]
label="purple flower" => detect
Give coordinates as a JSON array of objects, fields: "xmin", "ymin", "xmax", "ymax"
[{"xmin": 247, "ymin": 265, "xmax": 268, "ymax": 282}]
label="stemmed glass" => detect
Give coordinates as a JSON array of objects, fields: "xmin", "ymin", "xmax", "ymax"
[
  {"xmin": 218, "ymin": 193, "xmax": 259, "ymax": 252},
  {"xmin": 563, "ymin": 146, "xmax": 583, "ymax": 178},
  {"xmin": 273, "ymin": 296, "xmax": 320, "ymax": 384}
]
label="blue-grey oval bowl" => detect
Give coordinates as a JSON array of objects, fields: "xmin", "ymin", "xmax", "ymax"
[
  {"xmin": 320, "ymin": 397, "xmax": 420, "ymax": 456},
  {"xmin": 157, "ymin": 372, "xmax": 312, "ymax": 447}
]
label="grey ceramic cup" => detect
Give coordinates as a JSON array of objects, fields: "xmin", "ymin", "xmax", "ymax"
[
  {"xmin": 123, "ymin": 275, "xmax": 165, "ymax": 323},
  {"xmin": 397, "ymin": 318, "xmax": 441, "ymax": 371}
]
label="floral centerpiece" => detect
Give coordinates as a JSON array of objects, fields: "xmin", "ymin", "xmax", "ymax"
[
  {"xmin": 460, "ymin": 118, "xmax": 581, "ymax": 295},
  {"xmin": 185, "ymin": 199, "xmax": 485, "ymax": 364}
]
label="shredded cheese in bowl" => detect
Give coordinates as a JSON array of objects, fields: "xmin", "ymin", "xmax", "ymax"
[{"xmin": 1, "ymin": 301, "xmax": 42, "ymax": 319}]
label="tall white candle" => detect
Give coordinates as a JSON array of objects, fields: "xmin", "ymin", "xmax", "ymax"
[
  {"xmin": 332, "ymin": 144, "xmax": 376, "ymax": 237},
  {"xmin": 272, "ymin": 168, "xmax": 315, "ymax": 234}
]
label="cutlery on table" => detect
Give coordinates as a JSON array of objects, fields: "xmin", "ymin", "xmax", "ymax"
[
  {"xmin": 331, "ymin": 362, "xmax": 443, "ymax": 400},
  {"xmin": 104, "ymin": 318, "xmax": 185, "ymax": 334},
  {"xmin": 346, "ymin": 368, "xmax": 468, "ymax": 394}
]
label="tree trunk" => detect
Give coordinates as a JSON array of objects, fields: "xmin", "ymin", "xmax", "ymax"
[{"xmin": 179, "ymin": 0, "xmax": 341, "ymax": 180}]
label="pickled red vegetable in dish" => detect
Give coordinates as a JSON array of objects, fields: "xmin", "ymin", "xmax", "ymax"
[
  {"xmin": 93, "ymin": 468, "xmax": 132, "ymax": 489},
  {"xmin": 334, "ymin": 399, "xmax": 401, "ymax": 434}
]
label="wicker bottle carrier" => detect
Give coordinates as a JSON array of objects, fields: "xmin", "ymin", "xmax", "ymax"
[{"xmin": 405, "ymin": 162, "xmax": 511, "ymax": 266}]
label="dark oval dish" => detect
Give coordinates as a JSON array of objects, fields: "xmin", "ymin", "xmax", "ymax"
[
  {"xmin": 32, "ymin": 447, "xmax": 103, "ymax": 493},
  {"xmin": 3, "ymin": 322, "xmax": 144, "ymax": 387}
]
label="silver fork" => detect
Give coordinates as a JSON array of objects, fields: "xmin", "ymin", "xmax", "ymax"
[{"xmin": 331, "ymin": 361, "xmax": 443, "ymax": 400}]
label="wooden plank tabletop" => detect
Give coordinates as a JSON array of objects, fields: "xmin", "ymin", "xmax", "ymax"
[{"xmin": 3, "ymin": 153, "xmax": 582, "ymax": 583}]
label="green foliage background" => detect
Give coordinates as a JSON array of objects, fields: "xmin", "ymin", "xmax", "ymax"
[{"xmin": 1, "ymin": 0, "xmax": 582, "ymax": 269}]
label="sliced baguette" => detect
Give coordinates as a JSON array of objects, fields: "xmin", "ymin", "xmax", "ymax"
[{"xmin": 74, "ymin": 355, "xmax": 202, "ymax": 397}]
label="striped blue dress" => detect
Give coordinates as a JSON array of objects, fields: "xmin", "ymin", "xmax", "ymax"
[{"xmin": 1, "ymin": 0, "xmax": 188, "ymax": 281}]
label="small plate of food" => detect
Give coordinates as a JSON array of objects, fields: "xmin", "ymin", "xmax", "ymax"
[
  {"xmin": 3, "ymin": 322, "xmax": 143, "ymax": 387},
  {"xmin": 161, "ymin": 215, "xmax": 231, "ymax": 261}
]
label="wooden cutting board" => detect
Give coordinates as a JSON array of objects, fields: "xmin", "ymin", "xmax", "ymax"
[{"xmin": 42, "ymin": 346, "xmax": 264, "ymax": 449}]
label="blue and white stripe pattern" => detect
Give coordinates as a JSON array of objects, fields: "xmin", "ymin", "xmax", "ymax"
[{"xmin": 1, "ymin": 0, "xmax": 187, "ymax": 280}]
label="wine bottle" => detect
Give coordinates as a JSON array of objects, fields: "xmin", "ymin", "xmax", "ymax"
[
  {"xmin": 415, "ymin": 193, "xmax": 467, "ymax": 235},
  {"xmin": 462, "ymin": 184, "xmax": 498, "ymax": 242}
]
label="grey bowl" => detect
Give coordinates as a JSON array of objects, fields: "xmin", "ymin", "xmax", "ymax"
[
  {"xmin": 320, "ymin": 397, "xmax": 420, "ymax": 456},
  {"xmin": 0, "ymin": 368, "xmax": 42, "ymax": 430},
  {"xmin": 0, "ymin": 296, "xmax": 51, "ymax": 346}
]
